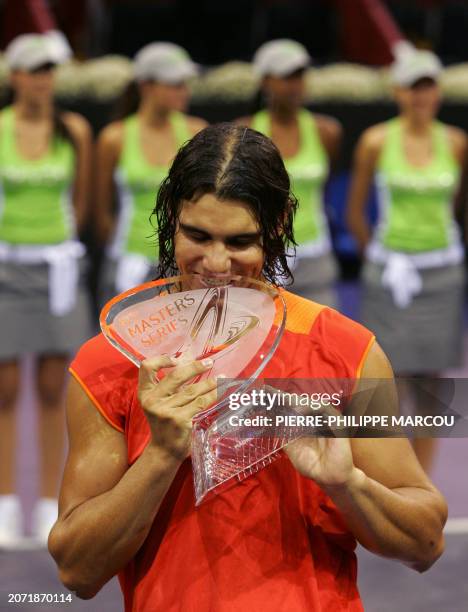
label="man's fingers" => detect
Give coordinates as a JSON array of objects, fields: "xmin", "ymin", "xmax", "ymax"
[
  {"xmin": 142, "ymin": 386, "xmax": 219, "ymax": 424},
  {"xmin": 138, "ymin": 356, "xmax": 213, "ymax": 395},
  {"xmin": 144, "ymin": 376, "xmax": 219, "ymax": 413},
  {"xmin": 156, "ymin": 359, "xmax": 214, "ymax": 396},
  {"xmin": 139, "ymin": 355, "xmax": 175, "ymax": 390},
  {"xmin": 182, "ymin": 387, "xmax": 219, "ymax": 419},
  {"xmin": 171, "ymin": 376, "xmax": 219, "ymax": 407}
]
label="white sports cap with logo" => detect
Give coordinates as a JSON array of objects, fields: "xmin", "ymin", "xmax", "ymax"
[
  {"xmin": 133, "ymin": 42, "xmax": 198, "ymax": 84},
  {"xmin": 253, "ymin": 39, "xmax": 311, "ymax": 78},
  {"xmin": 5, "ymin": 30, "xmax": 71, "ymax": 71},
  {"xmin": 391, "ymin": 48, "xmax": 442, "ymax": 87}
]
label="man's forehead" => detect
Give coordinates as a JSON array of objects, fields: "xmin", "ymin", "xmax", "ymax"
[{"xmin": 178, "ymin": 196, "xmax": 259, "ymax": 228}]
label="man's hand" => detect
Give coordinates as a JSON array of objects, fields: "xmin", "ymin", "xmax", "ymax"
[
  {"xmin": 273, "ymin": 384, "xmax": 356, "ymax": 488},
  {"xmin": 284, "ymin": 435, "xmax": 356, "ymax": 488},
  {"xmin": 138, "ymin": 356, "xmax": 218, "ymax": 460}
]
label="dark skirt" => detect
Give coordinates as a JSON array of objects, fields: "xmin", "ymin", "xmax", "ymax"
[
  {"xmin": 361, "ymin": 260, "xmax": 465, "ymax": 374},
  {"xmin": 0, "ymin": 260, "xmax": 94, "ymax": 360}
]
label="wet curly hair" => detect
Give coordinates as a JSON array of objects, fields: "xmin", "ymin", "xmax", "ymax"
[{"xmin": 152, "ymin": 122, "xmax": 298, "ymax": 285}]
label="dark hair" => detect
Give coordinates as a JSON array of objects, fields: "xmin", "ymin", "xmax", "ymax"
[
  {"xmin": 154, "ymin": 122, "xmax": 298, "ymax": 285},
  {"xmin": 112, "ymin": 80, "xmax": 141, "ymax": 121}
]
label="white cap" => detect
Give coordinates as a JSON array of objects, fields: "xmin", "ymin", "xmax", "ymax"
[
  {"xmin": 5, "ymin": 30, "xmax": 71, "ymax": 71},
  {"xmin": 253, "ymin": 39, "xmax": 311, "ymax": 78},
  {"xmin": 391, "ymin": 48, "xmax": 442, "ymax": 87},
  {"xmin": 133, "ymin": 42, "xmax": 198, "ymax": 84}
]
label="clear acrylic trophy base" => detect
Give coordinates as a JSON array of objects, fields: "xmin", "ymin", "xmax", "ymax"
[
  {"xmin": 100, "ymin": 274, "xmax": 286, "ymax": 504},
  {"xmin": 191, "ymin": 393, "xmax": 290, "ymax": 505}
]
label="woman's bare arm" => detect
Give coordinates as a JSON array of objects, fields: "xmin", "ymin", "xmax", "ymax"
[
  {"xmin": 315, "ymin": 113, "xmax": 343, "ymax": 171},
  {"xmin": 94, "ymin": 122, "xmax": 124, "ymax": 245},
  {"xmin": 346, "ymin": 125, "xmax": 385, "ymax": 253},
  {"xmin": 63, "ymin": 113, "xmax": 93, "ymax": 234}
]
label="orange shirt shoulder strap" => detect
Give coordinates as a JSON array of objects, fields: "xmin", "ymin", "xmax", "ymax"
[
  {"xmin": 280, "ymin": 290, "xmax": 375, "ymax": 379},
  {"xmin": 69, "ymin": 334, "xmax": 138, "ymax": 433}
]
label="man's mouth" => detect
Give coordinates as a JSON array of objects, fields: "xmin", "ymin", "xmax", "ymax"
[{"xmin": 198, "ymin": 275, "xmax": 233, "ymax": 288}]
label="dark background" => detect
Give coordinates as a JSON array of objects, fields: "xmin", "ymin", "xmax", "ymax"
[{"xmin": 4, "ymin": 1, "xmax": 468, "ymax": 65}]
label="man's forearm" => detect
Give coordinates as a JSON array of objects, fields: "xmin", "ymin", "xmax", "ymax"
[
  {"xmin": 324, "ymin": 467, "xmax": 447, "ymax": 571},
  {"xmin": 50, "ymin": 445, "xmax": 182, "ymax": 598}
]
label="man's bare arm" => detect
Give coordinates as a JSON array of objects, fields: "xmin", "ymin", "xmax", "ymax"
[
  {"xmin": 325, "ymin": 344, "xmax": 447, "ymax": 572},
  {"xmin": 49, "ymin": 357, "xmax": 217, "ymax": 599},
  {"xmin": 285, "ymin": 342, "xmax": 447, "ymax": 572},
  {"xmin": 48, "ymin": 377, "xmax": 182, "ymax": 599}
]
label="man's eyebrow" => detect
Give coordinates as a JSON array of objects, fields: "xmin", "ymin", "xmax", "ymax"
[
  {"xmin": 179, "ymin": 223, "xmax": 261, "ymax": 239},
  {"xmin": 179, "ymin": 223, "xmax": 210, "ymax": 235}
]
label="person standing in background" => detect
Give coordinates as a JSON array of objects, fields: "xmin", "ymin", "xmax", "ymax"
[
  {"xmin": 347, "ymin": 48, "xmax": 467, "ymax": 472},
  {"xmin": 95, "ymin": 42, "xmax": 207, "ymax": 305},
  {"xmin": 237, "ymin": 39, "xmax": 342, "ymax": 307},
  {"xmin": 0, "ymin": 32, "xmax": 93, "ymax": 547}
]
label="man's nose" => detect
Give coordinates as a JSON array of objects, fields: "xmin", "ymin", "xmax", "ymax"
[{"xmin": 202, "ymin": 242, "xmax": 231, "ymax": 274}]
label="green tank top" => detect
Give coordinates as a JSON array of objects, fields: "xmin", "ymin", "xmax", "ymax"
[
  {"xmin": 0, "ymin": 107, "xmax": 75, "ymax": 245},
  {"xmin": 376, "ymin": 118, "xmax": 460, "ymax": 252},
  {"xmin": 251, "ymin": 109, "xmax": 329, "ymax": 245},
  {"xmin": 111, "ymin": 112, "xmax": 191, "ymax": 259}
]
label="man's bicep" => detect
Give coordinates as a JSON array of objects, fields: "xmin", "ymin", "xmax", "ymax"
[
  {"xmin": 58, "ymin": 377, "xmax": 129, "ymax": 519},
  {"xmin": 351, "ymin": 342, "xmax": 434, "ymax": 492},
  {"xmin": 351, "ymin": 437, "xmax": 431, "ymax": 491}
]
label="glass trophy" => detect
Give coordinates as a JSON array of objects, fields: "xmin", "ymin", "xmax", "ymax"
[{"xmin": 100, "ymin": 274, "xmax": 287, "ymax": 504}]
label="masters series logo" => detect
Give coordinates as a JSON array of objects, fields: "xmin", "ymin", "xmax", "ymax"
[{"xmin": 120, "ymin": 287, "xmax": 259, "ymax": 356}]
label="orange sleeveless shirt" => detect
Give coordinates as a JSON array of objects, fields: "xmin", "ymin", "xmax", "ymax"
[{"xmin": 70, "ymin": 291, "xmax": 374, "ymax": 612}]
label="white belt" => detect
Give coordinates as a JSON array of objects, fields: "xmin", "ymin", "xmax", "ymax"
[
  {"xmin": 114, "ymin": 253, "xmax": 152, "ymax": 294},
  {"xmin": 367, "ymin": 241, "xmax": 464, "ymax": 308},
  {"xmin": 288, "ymin": 236, "xmax": 331, "ymax": 271},
  {"xmin": 0, "ymin": 240, "xmax": 85, "ymax": 316}
]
